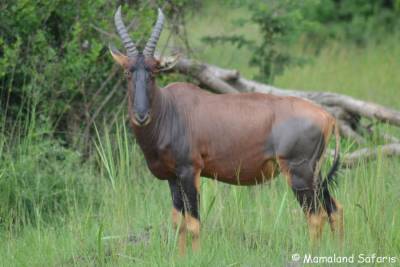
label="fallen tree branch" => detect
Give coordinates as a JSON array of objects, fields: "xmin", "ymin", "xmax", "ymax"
[
  {"xmin": 338, "ymin": 120, "xmax": 366, "ymax": 144},
  {"xmin": 174, "ymin": 58, "xmax": 238, "ymax": 94},
  {"xmin": 175, "ymin": 58, "xmax": 400, "ymax": 166},
  {"xmin": 380, "ymin": 133, "xmax": 400, "ymax": 143},
  {"xmin": 342, "ymin": 143, "xmax": 400, "ymax": 168},
  {"xmin": 171, "ymin": 58, "xmax": 400, "ymax": 145}
]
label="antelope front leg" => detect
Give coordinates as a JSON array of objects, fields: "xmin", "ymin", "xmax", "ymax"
[
  {"xmin": 168, "ymin": 179, "xmax": 186, "ymax": 256},
  {"xmin": 177, "ymin": 167, "xmax": 201, "ymax": 252}
]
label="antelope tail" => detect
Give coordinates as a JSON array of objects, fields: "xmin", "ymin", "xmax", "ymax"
[{"xmin": 324, "ymin": 121, "xmax": 341, "ymax": 188}]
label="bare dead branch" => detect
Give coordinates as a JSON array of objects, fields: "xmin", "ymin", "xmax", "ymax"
[
  {"xmin": 171, "ymin": 58, "xmax": 400, "ymax": 130},
  {"xmin": 338, "ymin": 120, "xmax": 365, "ymax": 144},
  {"xmin": 380, "ymin": 133, "xmax": 400, "ymax": 143},
  {"xmin": 174, "ymin": 59, "xmax": 239, "ymax": 94},
  {"xmin": 342, "ymin": 143, "xmax": 400, "ymax": 168}
]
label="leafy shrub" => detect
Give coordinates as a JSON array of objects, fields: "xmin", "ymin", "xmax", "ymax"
[
  {"xmin": 0, "ymin": 1, "xmax": 196, "ymax": 147},
  {"xmin": 303, "ymin": 0, "xmax": 400, "ymax": 45}
]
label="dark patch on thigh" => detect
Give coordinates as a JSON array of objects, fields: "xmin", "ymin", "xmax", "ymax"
[
  {"xmin": 267, "ymin": 118, "xmax": 329, "ymax": 214},
  {"xmin": 266, "ymin": 117, "xmax": 325, "ymax": 171}
]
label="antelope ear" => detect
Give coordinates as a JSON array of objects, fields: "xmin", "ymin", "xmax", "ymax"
[
  {"xmin": 155, "ymin": 54, "xmax": 181, "ymax": 72},
  {"xmin": 109, "ymin": 44, "xmax": 129, "ymax": 66}
]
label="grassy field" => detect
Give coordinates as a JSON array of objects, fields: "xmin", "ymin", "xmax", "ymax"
[{"xmin": 1, "ymin": 3, "xmax": 400, "ymax": 267}]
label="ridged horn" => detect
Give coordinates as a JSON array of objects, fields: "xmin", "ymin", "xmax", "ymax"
[
  {"xmin": 143, "ymin": 8, "xmax": 165, "ymax": 57},
  {"xmin": 114, "ymin": 6, "xmax": 138, "ymax": 58}
]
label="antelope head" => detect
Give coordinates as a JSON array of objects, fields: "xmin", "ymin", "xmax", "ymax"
[{"xmin": 110, "ymin": 6, "xmax": 179, "ymax": 126}]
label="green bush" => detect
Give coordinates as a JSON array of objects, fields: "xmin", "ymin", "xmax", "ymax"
[
  {"xmin": 0, "ymin": 1, "xmax": 189, "ymax": 146},
  {"xmin": 304, "ymin": 0, "xmax": 400, "ymax": 45}
]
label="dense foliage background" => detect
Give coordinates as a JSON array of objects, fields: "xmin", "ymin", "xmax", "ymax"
[{"xmin": 0, "ymin": 0, "xmax": 399, "ymax": 265}]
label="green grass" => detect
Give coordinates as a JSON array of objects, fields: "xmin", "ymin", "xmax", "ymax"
[
  {"xmin": 0, "ymin": 120, "xmax": 399, "ymax": 266},
  {"xmin": 1, "ymin": 2, "xmax": 400, "ymax": 267}
]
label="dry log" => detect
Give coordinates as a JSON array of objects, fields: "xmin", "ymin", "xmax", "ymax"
[
  {"xmin": 173, "ymin": 58, "xmax": 400, "ymax": 128},
  {"xmin": 171, "ymin": 57, "xmax": 400, "ymax": 166},
  {"xmin": 380, "ymin": 133, "xmax": 400, "ymax": 143},
  {"xmin": 342, "ymin": 143, "xmax": 400, "ymax": 168},
  {"xmin": 174, "ymin": 58, "xmax": 238, "ymax": 94},
  {"xmin": 338, "ymin": 120, "xmax": 365, "ymax": 144}
]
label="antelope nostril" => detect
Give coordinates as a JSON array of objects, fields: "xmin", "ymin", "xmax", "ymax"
[{"xmin": 135, "ymin": 112, "xmax": 149, "ymax": 124}]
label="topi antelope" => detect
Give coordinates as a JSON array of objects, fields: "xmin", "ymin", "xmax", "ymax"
[{"xmin": 109, "ymin": 6, "xmax": 343, "ymax": 255}]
